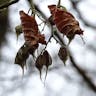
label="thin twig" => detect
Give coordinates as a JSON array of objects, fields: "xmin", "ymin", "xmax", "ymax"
[{"xmin": 28, "ymin": 0, "xmax": 36, "ymax": 16}]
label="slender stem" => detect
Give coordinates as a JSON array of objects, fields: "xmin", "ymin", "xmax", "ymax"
[
  {"xmin": 57, "ymin": 0, "xmax": 61, "ymax": 7},
  {"xmin": 28, "ymin": 0, "xmax": 35, "ymax": 16}
]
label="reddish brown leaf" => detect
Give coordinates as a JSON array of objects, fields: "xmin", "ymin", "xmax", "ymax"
[
  {"xmin": 19, "ymin": 11, "xmax": 46, "ymax": 47},
  {"xmin": 48, "ymin": 5, "xmax": 83, "ymax": 43}
]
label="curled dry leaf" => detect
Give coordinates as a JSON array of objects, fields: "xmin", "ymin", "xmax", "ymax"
[
  {"xmin": 58, "ymin": 46, "xmax": 68, "ymax": 65},
  {"xmin": 14, "ymin": 43, "xmax": 29, "ymax": 74},
  {"xmin": 19, "ymin": 11, "xmax": 46, "ymax": 47},
  {"xmin": 48, "ymin": 5, "xmax": 83, "ymax": 43}
]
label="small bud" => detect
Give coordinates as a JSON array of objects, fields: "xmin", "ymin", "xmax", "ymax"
[{"xmin": 15, "ymin": 25, "xmax": 22, "ymax": 40}]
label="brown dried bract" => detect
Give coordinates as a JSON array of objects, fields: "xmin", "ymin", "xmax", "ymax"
[
  {"xmin": 19, "ymin": 11, "xmax": 46, "ymax": 47},
  {"xmin": 48, "ymin": 5, "xmax": 83, "ymax": 42}
]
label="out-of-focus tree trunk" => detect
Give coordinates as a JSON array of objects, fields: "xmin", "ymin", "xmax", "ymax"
[{"xmin": 0, "ymin": 0, "xmax": 9, "ymax": 47}]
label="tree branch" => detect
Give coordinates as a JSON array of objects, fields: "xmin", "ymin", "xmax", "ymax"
[
  {"xmin": 0, "ymin": 0, "xmax": 19, "ymax": 9},
  {"xmin": 69, "ymin": 53, "xmax": 96, "ymax": 92}
]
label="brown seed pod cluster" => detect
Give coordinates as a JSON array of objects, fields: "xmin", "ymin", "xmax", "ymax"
[
  {"xmin": 14, "ymin": 4, "xmax": 84, "ymax": 80},
  {"xmin": 15, "ymin": 11, "xmax": 47, "ymax": 74},
  {"xmin": 48, "ymin": 5, "xmax": 83, "ymax": 42}
]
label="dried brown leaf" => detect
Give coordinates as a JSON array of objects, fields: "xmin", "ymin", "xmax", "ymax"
[
  {"xmin": 48, "ymin": 5, "xmax": 83, "ymax": 43},
  {"xmin": 19, "ymin": 11, "xmax": 46, "ymax": 46}
]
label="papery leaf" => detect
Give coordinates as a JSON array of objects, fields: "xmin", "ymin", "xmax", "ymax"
[
  {"xmin": 19, "ymin": 10, "xmax": 46, "ymax": 46},
  {"xmin": 37, "ymin": 34, "xmax": 46, "ymax": 45},
  {"xmin": 58, "ymin": 47, "xmax": 68, "ymax": 65},
  {"xmin": 48, "ymin": 5, "xmax": 83, "ymax": 43},
  {"xmin": 14, "ymin": 43, "xmax": 29, "ymax": 74}
]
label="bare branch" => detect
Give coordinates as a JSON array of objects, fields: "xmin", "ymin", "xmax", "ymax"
[
  {"xmin": 0, "ymin": 0, "xmax": 19, "ymax": 9},
  {"xmin": 69, "ymin": 53, "xmax": 96, "ymax": 92}
]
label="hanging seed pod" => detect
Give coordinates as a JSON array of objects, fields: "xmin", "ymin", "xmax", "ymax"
[
  {"xmin": 19, "ymin": 11, "xmax": 46, "ymax": 46},
  {"xmin": 14, "ymin": 43, "xmax": 29, "ymax": 74},
  {"xmin": 58, "ymin": 46, "xmax": 68, "ymax": 65},
  {"xmin": 35, "ymin": 54, "xmax": 46, "ymax": 79},
  {"xmin": 43, "ymin": 50, "xmax": 52, "ymax": 80},
  {"xmin": 35, "ymin": 50, "xmax": 52, "ymax": 79},
  {"xmin": 48, "ymin": 5, "xmax": 83, "ymax": 43}
]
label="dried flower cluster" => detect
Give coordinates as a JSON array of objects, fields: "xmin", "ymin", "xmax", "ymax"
[
  {"xmin": 15, "ymin": 4, "xmax": 83, "ymax": 79},
  {"xmin": 15, "ymin": 11, "xmax": 51, "ymax": 78}
]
